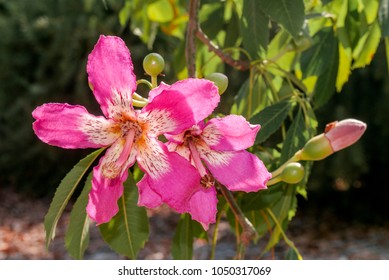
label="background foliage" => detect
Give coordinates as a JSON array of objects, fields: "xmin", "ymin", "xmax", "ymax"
[{"xmin": 1, "ymin": 0, "xmax": 389, "ymax": 259}]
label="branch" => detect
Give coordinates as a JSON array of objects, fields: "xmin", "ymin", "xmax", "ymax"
[
  {"xmin": 196, "ymin": 27, "xmax": 250, "ymax": 71},
  {"xmin": 218, "ymin": 184, "xmax": 257, "ymax": 248},
  {"xmin": 186, "ymin": 0, "xmax": 200, "ymax": 78}
]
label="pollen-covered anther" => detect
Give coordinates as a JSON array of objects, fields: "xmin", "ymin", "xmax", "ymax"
[{"xmin": 200, "ymin": 174, "xmax": 215, "ymax": 189}]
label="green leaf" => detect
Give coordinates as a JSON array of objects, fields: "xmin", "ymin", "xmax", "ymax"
[
  {"xmin": 312, "ymin": 42, "xmax": 339, "ymax": 108},
  {"xmin": 250, "ymin": 99, "xmax": 292, "ymax": 144},
  {"xmin": 44, "ymin": 148, "xmax": 104, "ymax": 248},
  {"xmin": 240, "ymin": 0, "xmax": 269, "ymax": 58},
  {"xmin": 147, "ymin": 0, "xmax": 174, "ymax": 23},
  {"xmin": 172, "ymin": 214, "xmax": 195, "ymax": 260},
  {"xmin": 257, "ymin": 0, "xmax": 305, "ymax": 39},
  {"xmin": 280, "ymin": 109, "xmax": 307, "ymax": 163},
  {"xmin": 336, "ymin": 42, "xmax": 353, "ymax": 92},
  {"xmin": 65, "ymin": 171, "xmax": 93, "ymax": 259},
  {"xmin": 352, "ymin": 21, "xmax": 381, "ymax": 69},
  {"xmin": 240, "ymin": 184, "xmax": 284, "ymax": 212},
  {"xmin": 99, "ymin": 171, "xmax": 149, "ymax": 259},
  {"xmin": 300, "ymin": 28, "xmax": 338, "ymax": 78},
  {"xmin": 379, "ymin": 0, "xmax": 389, "ymax": 36}
]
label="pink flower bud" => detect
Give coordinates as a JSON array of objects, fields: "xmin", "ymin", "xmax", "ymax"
[
  {"xmin": 324, "ymin": 119, "xmax": 367, "ymax": 152},
  {"xmin": 300, "ymin": 119, "xmax": 366, "ymax": 161}
]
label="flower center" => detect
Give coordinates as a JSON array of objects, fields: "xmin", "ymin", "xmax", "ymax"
[{"xmin": 102, "ymin": 115, "xmax": 144, "ymax": 179}]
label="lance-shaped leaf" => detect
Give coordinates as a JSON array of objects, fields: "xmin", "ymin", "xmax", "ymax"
[
  {"xmin": 172, "ymin": 214, "xmax": 194, "ymax": 260},
  {"xmin": 250, "ymin": 99, "xmax": 292, "ymax": 144},
  {"xmin": 241, "ymin": 0, "xmax": 269, "ymax": 59},
  {"xmin": 99, "ymin": 171, "xmax": 149, "ymax": 259},
  {"xmin": 65, "ymin": 171, "xmax": 93, "ymax": 259},
  {"xmin": 257, "ymin": 0, "xmax": 305, "ymax": 39},
  {"xmin": 280, "ymin": 109, "xmax": 307, "ymax": 163},
  {"xmin": 44, "ymin": 148, "xmax": 105, "ymax": 248},
  {"xmin": 300, "ymin": 27, "xmax": 338, "ymax": 78}
]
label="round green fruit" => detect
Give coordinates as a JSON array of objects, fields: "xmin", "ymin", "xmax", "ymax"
[
  {"xmin": 143, "ymin": 53, "xmax": 165, "ymax": 76},
  {"xmin": 205, "ymin": 73, "xmax": 228, "ymax": 94},
  {"xmin": 280, "ymin": 162, "xmax": 305, "ymax": 184}
]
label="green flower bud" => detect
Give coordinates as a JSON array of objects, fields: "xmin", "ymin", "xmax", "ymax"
[{"xmin": 300, "ymin": 134, "xmax": 333, "ymax": 161}]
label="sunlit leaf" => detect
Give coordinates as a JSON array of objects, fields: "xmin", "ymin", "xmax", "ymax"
[
  {"xmin": 65, "ymin": 171, "xmax": 93, "ymax": 259},
  {"xmin": 336, "ymin": 42, "xmax": 353, "ymax": 92},
  {"xmin": 361, "ymin": 0, "xmax": 379, "ymax": 24},
  {"xmin": 250, "ymin": 99, "xmax": 292, "ymax": 144},
  {"xmin": 147, "ymin": 0, "xmax": 174, "ymax": 23},
  {"xmin": 257, "ymin": 0, "xmax": 305, "ymax": 39},
  {"xmin": 44, "ymin": 148, "xmax": 104, "ymax": 248},
  {"xmin": 99, "ymin": 171, "xmax": 149, "ymax": 259},
  {"xmin": 352, "ymin": 21, "xmax": 381, "ymax": 68}
]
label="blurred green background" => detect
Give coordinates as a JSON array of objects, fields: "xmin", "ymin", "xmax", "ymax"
[{"xmin": 0, "ymin": 0, "xmax": 388, "ymax": 224}]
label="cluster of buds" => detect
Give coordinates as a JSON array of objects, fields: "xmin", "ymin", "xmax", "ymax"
[{"xmin": 269, "ymin": 119, "xmax": 367, "ymax": 186}]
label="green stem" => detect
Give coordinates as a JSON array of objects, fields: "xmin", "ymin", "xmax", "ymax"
[
  {"xmin": 266, "ymin": 208, "xmax": 302, "ymax": 260},
  {"xmin": 270, "ymin": 150, "xmax": 302, "ymax": 179},
  {"xmin": 266, "ymin": 176, "xmax": 282, "ymax": 186},
  {"xmin": 151, "ymin": 75, "xmax": 158, "ymax": 89},
  {"xmin": 210, "ymin": 203, "xmax": 228, "ymax": 260}
]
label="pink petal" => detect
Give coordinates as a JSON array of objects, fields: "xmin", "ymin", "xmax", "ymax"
[
  {"xmin": 136, "ymin": 140, "xmax": 200, "ymax": 213},
  {"xmin": 32, "ymin": 103, "xmax": 118, "ymax": 149},
  {"xmin": 86, "ymin": 137, "xmax": 137, "ymax": 224},
  {"xmin": 137, "ymin": 179, "xmax": 163, "ymax": 208},
  {"xmin": 202, "ymin": 115, "xmax": 260, "ymax": 151},
  {"xmin": 188, "ymin": 187, "xmax": 218, "ymax": 230},
  {"xmin": 201, "ymin": 148, "xmax": 271, "ymax": 192},
  {"xmin": 141, "ymin": 79, "xmax": 220, "ymax": 135},
  {"xmin": 87, "ymin": 35, "xmax": 136, "ymax": 117},
  {"xmin": 86, "ymin": 160, "xmax": 128, "ymax": 224}
]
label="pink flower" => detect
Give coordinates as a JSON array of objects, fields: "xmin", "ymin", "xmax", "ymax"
[
  {"xmin": 138, "ymin": 114, "xmax": 271, "ymax": 230},
  {"xmin": 300, "ymin": 119, "xmax": 367, "ymax": 160},
  {"xmin": 32, "ymin": 35, "xmax": 220, "ymax": 224}
]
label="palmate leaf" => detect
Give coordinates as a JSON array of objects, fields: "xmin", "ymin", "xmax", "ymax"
[
  {"xmin": 64, "ymin": 171, "xmax": 93, "ymax": 260},
  {"xmin": 44, "ymin": 148, "xmax": 105, "ymax": 248},
  {"xmin": 99, "ymin": 171, "xmax": 149, "ymax": 259},
  {"xmin": 250, "ymin": 99, "xmax": 292, "ymax": 144}
]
